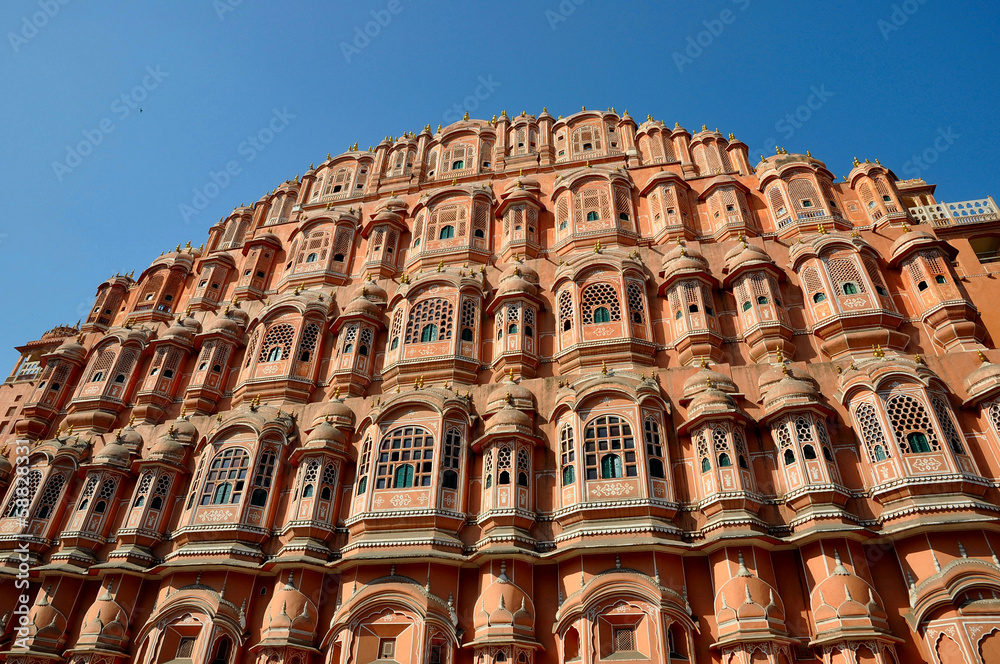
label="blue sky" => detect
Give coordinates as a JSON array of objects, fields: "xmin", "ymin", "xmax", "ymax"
[{"xmin": 1, "ymin": 0, "xmax": 998, "ymax": 367}]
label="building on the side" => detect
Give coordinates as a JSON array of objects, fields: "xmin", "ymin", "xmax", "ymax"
[{"xmin": 0, "ymin": 110, "xmax": 999, "ymax": 664}]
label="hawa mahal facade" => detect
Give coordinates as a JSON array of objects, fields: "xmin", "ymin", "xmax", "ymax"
[{"xmin": 1, "ymin": 108, "xmax": 1000, "ymax": 664}]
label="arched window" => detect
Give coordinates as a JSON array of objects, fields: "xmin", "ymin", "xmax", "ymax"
[
  {"xmin": 461, "ymin": 328, "xmax": 473, "ymax": 341},
  {"xmin": 439, "ymin": 225, "xmax": 455, "ymax": 239},
  {"xmin": 210, "ymin": 637, "xmax": 230, "ymax": 664},
  {"xmin": 586, "ymin": 211, "xmax": 599, "ymax": 221},
  {"xmin": 803, "ymin": 444, "xmax": 817, "ymax": 460},
  {"xmin": 701, "ymin": 457, "xmax": 711, "ymax": 472},
  {"xmin": 584, "ymin": 415, "xmax": 637, "ymax": 480},
  {"xmin": 405, "ymin": 298, "xmax": 454, "ymax": 345},
  {"xmin": 442, "ymin": 428, "xmax": 462, "ymax": 490},
  {"xmin": 935, "ymin": 274, "xmax": 946, "ymax": 284},
  {"xmin": 783, "ymin": 449, "xmax": 795, "ymax": 465},
  {"xmin": 560, "ymin": 424, "xmax": 575, "ymax": 485},
  {"xmin": 200, "ymin": 448, "xmax": 250, "ymax": 506},
  {"xmin": 581, "ymin": 283, "xmax": 622, "ymax": 325},
  {"xmin": 886, "ymin": 393, "xmax": 941, "ymax": 454},
  {"xmin": 718, "ymin": 452, "xmax": 732, "ymax": 467},
  {"xmin": 742, "ymin": 301, "xmax": 752, "ymax": 311},
  {"xmin": 3, "ymin": 469, "xmax": 41, "ymax": 518},
  {"xmin": 842, "ymin": 282, "xmax": 859, "ymax": 295},
  {"xmin": 813, "ymin": 292, "xmax": 827, "ymax": 303},
  {"xmin": 376, "ymin": 426, "xmax": 434, "ymax": 489},
  {"xmin": 250, "ymin": 449, "xmax": 276, "ymax": 507},
  {"xmin": 644, "ymin": 418, "xmax": 665, "ymax": 479},
  {"xmin": 306, "ymin": 253, "xmax": 318, "ymax": 263},
  {"xmin": 357, "ymin": 437, "xmax": 372, "ymax": 495},
  {"xmin": 757, "ymin": 295, "xmax": 768, "ymax": 305},
  {"xmin": 558, "ymin": 290, "xmax": 574, "ymax": 332},
  {"xmin": 33, "ymin": 472, "xmax": 67, "ymax": 520},
  {"xmin": 257, "ymin": 323, "xmax": 295, "ymax": 363},
  {"xmin": 517, "ymin": 449, "xmax": 529, "ymax": 487},
  {"xmin": 856, "ymin": 402, "xmax": 892, "ymax": 461},
  {"xmin": 498, "ymin": 446, "xmax": 512, "ymax": 485}
]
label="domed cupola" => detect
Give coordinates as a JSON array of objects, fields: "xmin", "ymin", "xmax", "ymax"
[
  {"xmin": 475, "ymin": 382, "xmax": 541, "ymax": 537},
  {"xmin": 134, "ymin": 315, "xmax": 197, "ymax": 425},
  {"xmin": 496, "ymin": 175, "xmax": 543, "ymax": 260},
  {"xmin": 714, "ymin": 551, "xmax": 788, "ymax": 645},
  {"xmin": 74, "ymin": 579, "xmax": 131, "ymax": 654},
  {"xmin": 658, "ymin": 240, "xmax": 724, "ymax": 366},
  {"xmin": 471, "ymin": 560, "xmax": 536, "ymax": 652},
  {"xmin": 330, "ymin": 278, "xmax": 387, "ymax": 398},
  {"xmin": 810, "ymin": 551, "xmax": 890, "ymax": 643},
  {"xmin": 184, "ymin": 304, "xmax": 246, "ymax": 416},
  {"xmin": 256, "ymin": 571, "xmax": 319, "ymax": 652},
  {"xmin": 681, "ymin": 359, "xmax": 738, "ymax": 405},
  {"xmin": 760, "ymin": 368, "xmax": 821, "ymax": 418},
  {"xmin": 489, "ymin": 258, "xmax": 544, "ymax": 379},
  {"xmin": 722, "ymin": 237, "xmax": 795, "ymax": 363},
  {"xmin": 888, "ymin": 225, "xmax": 984, "ymax": 352},
  {"xmin": 965, "ymin": 351, "xmax": 1000, "ymax": 405}
]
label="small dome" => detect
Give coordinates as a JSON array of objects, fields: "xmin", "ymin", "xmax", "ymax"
[
  {"xmin": 264, "ymin": 571, "xmax": 317, "ymax": 634},
  {"xmin": 487, "ymin": 378, "xmax": 534, "ymax": 411},
  {"xmin": 315, "ymin": 397, "xmax": 355, "ymax": 429},
  {"xmin": 688, "ymin": 385, "xmax": 736, "ymax": 414},
  {"xmin": 52, "ymin": 336, "xmax": 87, "ymax": 363},
  {"xmin": 79, "ymin": 580, "xmax": 129, "ymax": 641},
  {"xmin": 496, "ymin": 275, "xmax": 537, "ymax": 299},
  {"xmin": 714, "ymin": 552, "xmax": 785, "ymax": 628},
  {"xmin": 473, "ymin": 562, "xmax": 535, "ymax": 633},
  {"xmin": 487, "ymin": 402, "xmax": 533, "ymax": 433},
  {"xmin": 811, "ymin": 551, "xmax": 887, "ymax": 631},
  {"xmin": 724, "ymin": 241, "xmax": 773, "ymax": 274},
  {"xmin": 661, "ymin": 242, "xmax": 709, "ymax": 281},
  {"xmin": 305, "ymin": 419, "xmax": 346, "ymax": 448},
  {"xmin": 208, "ymin": 312, "xmax": 240, "ymax": 336},
  {"xmin": 763, "ymin": 372, "xmax": 818, "ymax": 410},
  {"xmin": 683, "ymin": 365, "xmax": 737, "ymax": 400},
  {"xmin": 500, "ymin": 260, "xmax": 539, "ymax": 283},
  {"xmin": 94, "ymin": 440, "xmax": 131, "ymax": 465},
  {"xmin": 965, "ymin": 353, "xmax": 1000, "ymax": 401},
  {"xmin": 889, "ymin": 228, "xmax": 938, "ymax": 262},
  {"xmin": 354, "ymin": 279, "xmax": 388, "ymax": 305},
  {"xmin": 169, "ymin": 416, "xmax": 198, "ymax": 444},
  {"xmin": 343, "ymin": 292, "xmax": 382, "ymax": 319},
  {"xmin": 114, "ymin": 423, "xmax": 143, "ymax": 450},
  {"xmin": 148, "ymin": 432, "xmax": 185, "ymax": 460},
  {"xmin": 161, "ymin": 320, "xmax": 195, "ymax": 345}
]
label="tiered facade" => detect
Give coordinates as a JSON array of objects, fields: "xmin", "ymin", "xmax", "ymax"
[{"xmin": 1, "ymin": 108, "xmax": 1000, "ymax": 663}]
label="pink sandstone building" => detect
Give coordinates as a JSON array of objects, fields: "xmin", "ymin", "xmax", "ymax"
[{"xmin": 1, "ymin": 108, "xmax": 1000, "ymax": 664}]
